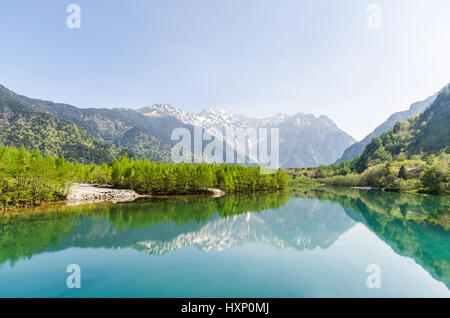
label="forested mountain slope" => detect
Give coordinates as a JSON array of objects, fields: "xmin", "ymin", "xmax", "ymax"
[
  {"xmin": 0, "ymin": 85, "xmax": 174, "ymax": 162},
  {"xmin": 0, "ymin": 96, "xmax": 123, "ymax": 164},
  {"xmin": 338, "ymin": 93, "xmax": 437, "ymax": 163},
  {"xmin": 355, "ymin": 84, "xmax": 450, "ymax": 172}
]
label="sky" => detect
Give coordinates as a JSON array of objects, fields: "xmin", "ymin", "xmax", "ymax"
[{"xmin": 0, "ymin": 0, "xmax": 449, "ymax": 140}]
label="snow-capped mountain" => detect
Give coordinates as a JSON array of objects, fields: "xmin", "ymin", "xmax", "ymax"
[
  {"xmin": 140, "ymin": 104, "xmax": 329, "ymax": 130},
  {"xmin": 139, "ymin": 104, "xmax": 259, "ymax": 129},
  {"xmin": 196, "ymin": 108, "xmax": 260, "ymax": 129},
  {"xmin": 138, "ymin": 104, "xmax": 200, "ymax": 126},
  {"xmin": 138, "ymin": 104, "xmax": 356, "ymax": 167}
]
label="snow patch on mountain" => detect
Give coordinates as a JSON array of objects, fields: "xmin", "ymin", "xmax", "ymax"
[{"xmin": 138, "ymin": 104, "xmax": 326, "ymax": 130}]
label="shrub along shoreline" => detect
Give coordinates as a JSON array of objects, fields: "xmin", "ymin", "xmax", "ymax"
[
  {"xmin": 288, "ymin": 152, "xmax": 449, "ymax": 195},
  {"xmin": 0, "ymin": 146, "xmax": 289, "ymax": 209}
]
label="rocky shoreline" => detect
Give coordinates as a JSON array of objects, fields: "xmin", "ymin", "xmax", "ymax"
[
  {"xmin": 66, "ymin": 184, "xmax": 142, "ymax": 205},
  {"xmin": 66, "ymin": 184, "xmax": 226, "ymax": 205},
  {"xmin": 206, "ymin": 188, "xmax": 226, "ymax": 197},
  {"xmin": 350, "ymin": 186, "xmax": 380, "ymax": 190}
]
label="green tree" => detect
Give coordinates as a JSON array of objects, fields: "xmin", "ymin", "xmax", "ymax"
[
  {"xmin": 421, "ymin": 166, "xmax": 447, "ymax": 194},
  {"xmin": 398, "ymin": 165, "xmax": 407, "ymax": 180}
]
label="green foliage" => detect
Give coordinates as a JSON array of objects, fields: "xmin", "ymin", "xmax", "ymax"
[
  {"xmin": 423, "ymin": 153, "xmax": 435, "ymax": 165},
  {"xmin": 288, "ymin": 84, "xmax": 450, "ymax": 195},
  {"xmin": 398, "ymin": 165, "xmax": 407, "ymax": 180},
  {"xmin": 288, "ymin": 174, "xmax": 322, "ymax": 188},
  {"xmin": 0, "ymin": 146, "xmax": 74, "ymax": 208},
  {"xmin": 412, "ymin": 86, "xmax": 450, "ymax": 153},
  {"xmin": 112, "ymin": 127, "xmax": 172, "ymax": 162},
  {"xmin": 421, "ymin": 166, "xmax": 449, "ymax": 195},
  {"xmin": 354, "ymin": 85, "xmax": 450, "ymax": 171},
  {"xmin": 321, "ymin": 174, "xmax": 362, "ymax": 187},
  {"xmin": 0, "ymin": 146, "xmax": 288, "ymax": 208},
  {"xmin": 108, "ymin": 155, "xmax": 288, "ymax": 195},
  {"xmin": 0, "ymin": 86, "xmax": 173, "ymax": 164},
  {"xmin": 355, "ymin": 137, "xmax": 392, "ymax": 173},
  {"xmin": 0, "ymin": 99, "xmax": 123, "ymax": 164},
  {"xmin": 288, "ymin": 153, "xmax": 449, "ymax": 195}
]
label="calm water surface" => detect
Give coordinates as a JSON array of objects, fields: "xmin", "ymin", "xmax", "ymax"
[{"xmin": 0, "ymin": 187, "xmax": 449, "ymax": 297}]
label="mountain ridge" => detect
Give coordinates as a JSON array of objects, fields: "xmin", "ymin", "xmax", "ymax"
[
  {"xmin": 0, "ymin": 85, "xmax": 176, "ymax": 162},
  {"xmin": 353, "ymin": 83, "xmax": 450, "ymax": 172},
  {"xmin": 0, "ymin": 90, "xmax": 125, "ymax": 164},
  {"xmin": 337, "ymin": 93, "xmax": 438, "ymax": 163},
  {"xmin": 1, "ymin": 84, "xmax": 355, "ymax": 167},
  {"xmin": 138, "ymin": 104, "xmax": 356, "ymax": 168}
]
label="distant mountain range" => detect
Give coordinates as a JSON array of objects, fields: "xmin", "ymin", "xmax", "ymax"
[
  {"xmin": 3, "ymin": 82, "xmax": 445, "ymax": 168},
  {"xmin": 0, "ymin": 84, "xmax": 356, "ymax": 167},
  {"xmin": 138, "ymin": 105, "xmax": 356, "ymax": 167},
  {"xmin": 337, "ymin": 93, "xmax": 438, "ymax": 163}
]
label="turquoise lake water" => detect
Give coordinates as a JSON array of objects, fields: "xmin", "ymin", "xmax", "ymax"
[{"xmin": 0, "ymin": 188, "xmax": 449, "ymax": 297}]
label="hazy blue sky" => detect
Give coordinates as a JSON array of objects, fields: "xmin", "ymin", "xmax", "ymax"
[{"xmin": 1, "ymin": 0, "xmax": 449, "ymax": 140}]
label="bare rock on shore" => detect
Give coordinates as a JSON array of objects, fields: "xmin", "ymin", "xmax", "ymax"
[
  {"xmin": 206, "ymin": 188, "xmax": 225, "ymax": 197},
  {"xmin": 350, "ymin": 186, "xmax": 379, "ymax": 190},
  {"xmin": 67, "ymin": 184, "xmax": 140, "ymax": 205}
]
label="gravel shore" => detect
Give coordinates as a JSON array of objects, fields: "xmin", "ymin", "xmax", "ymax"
[
  {"xmin": 66, "ymin": 184, "xmax": 225, "ymax": 205},
  {"xmin": 66, "ymin": 184, "xmax": 141, "ymax": 205}
]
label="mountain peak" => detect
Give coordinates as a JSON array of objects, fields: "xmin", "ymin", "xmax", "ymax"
[
  {"xmin": 318, "ymin": 114, "xmax": 337, "ymax": 127},
  {"xmin": 197, "ymin": 108, "xmax": 240, "ymax": 117},
  {"xmin": 273, "ymin": 112, "xmax": 287, "ymax": 119},
  {"xmin": 195, "ymin": 108, "xmax": 258, "ymax": 128},
  {"xmin": 138, "ymin": 104, "xmax": 200, "ymax": 126},
  {"xmin": 139, "ymin": 104, "xmax": 176, "ymax": 115}
]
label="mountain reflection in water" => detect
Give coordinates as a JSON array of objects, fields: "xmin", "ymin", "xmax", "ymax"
[{"xmin": 0, "ymin": 188, "xmax": 449, "ymax": 290}]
